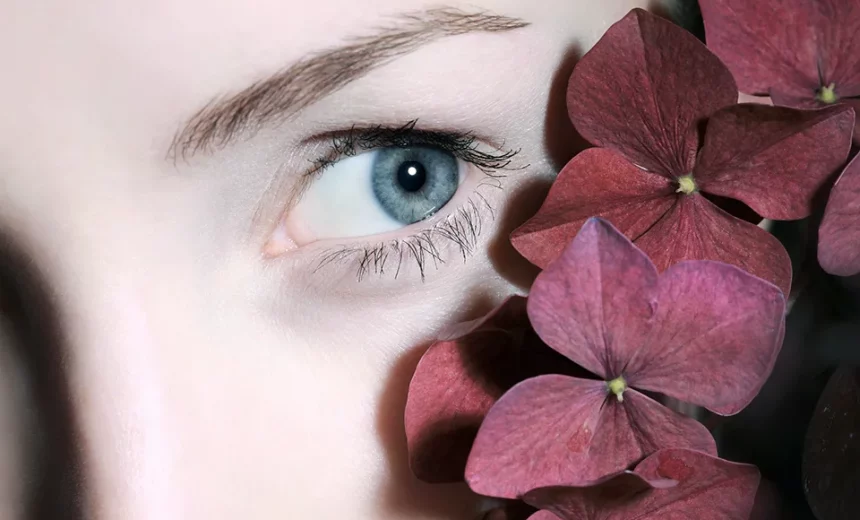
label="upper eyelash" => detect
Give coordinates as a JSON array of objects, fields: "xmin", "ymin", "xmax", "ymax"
[{"xmin": 308, "ymin": 119, "xmax": 522, "ymax": 176}]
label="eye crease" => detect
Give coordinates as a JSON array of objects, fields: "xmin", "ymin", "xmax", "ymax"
[{"xmin": 269, "ymin": 121, "xmax": 521, "ymax": 281}]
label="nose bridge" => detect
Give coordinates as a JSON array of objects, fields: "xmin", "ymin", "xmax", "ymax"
[
  {"xmin": 65, "ymin": 270, "xmax": 180, "ymax": 520},
  {"xmin": 0, "ymin": 235, "xmax": 82, "ymax": 520},
  {"xmin": 7, "ymin": 209, "xmax": 188, "ymax": 520}
]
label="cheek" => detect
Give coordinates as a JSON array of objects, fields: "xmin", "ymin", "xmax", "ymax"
[{"xmin": 165, "ymin": 273, "xmax": 504, "ymax": 518}]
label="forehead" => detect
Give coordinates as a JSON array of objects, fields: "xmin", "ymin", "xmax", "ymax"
[
  {"xmin": 0, "ymin": 0, "xmax": 649, "ymax": 199},
  {"xmin": 0, "ymin": 0, "xmax": 642, "ymax": 112}
]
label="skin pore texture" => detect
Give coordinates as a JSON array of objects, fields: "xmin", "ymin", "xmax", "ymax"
[{"xmin": 0, "ymin": 0, "xmax": 666, "ymax": 518}]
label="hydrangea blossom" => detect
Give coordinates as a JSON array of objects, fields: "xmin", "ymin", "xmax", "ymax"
[
  {"xmin": 510, "ymin": 9, "xmax": 854, "ymax": 295},
  {"xmin": 700, "ymin": 0, "xmax": 860, "ymax": 144},
  {"xmin": 466, "ymin": 219, "xmax": 785, "ymax": 498}
]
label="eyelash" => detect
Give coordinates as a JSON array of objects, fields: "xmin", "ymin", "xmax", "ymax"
[
  {"xmin": 306, "ymin": 120, "xmax": 522, "ymax": 281},
  {"xmin": 308, "ymin": 119, "xmax": 519, "ymax": 175}
]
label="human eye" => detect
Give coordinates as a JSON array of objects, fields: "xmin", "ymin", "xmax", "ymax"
[{"xmin": 267, "ymin": 121, "xmax": 520, "ymax": 281}]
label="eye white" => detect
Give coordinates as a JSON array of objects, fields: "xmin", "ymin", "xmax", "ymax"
[{"xmin": 285, "ymin": 151, "xmax": 404, "ymax": 244}]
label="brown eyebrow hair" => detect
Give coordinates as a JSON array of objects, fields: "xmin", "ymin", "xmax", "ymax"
[{"xmin": 169, "ymin": 7, "xmax": 528, "ymax": 160}]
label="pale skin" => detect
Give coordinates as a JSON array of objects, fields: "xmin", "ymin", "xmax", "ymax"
[{"xmin": 0, "ymin": 1, "xmax": 659, "ymax": 518}]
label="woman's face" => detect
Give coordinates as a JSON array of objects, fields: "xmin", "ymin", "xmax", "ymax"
[{"xmin": 0, "ymin": 1, "xmax": 654, "ymax": 518}]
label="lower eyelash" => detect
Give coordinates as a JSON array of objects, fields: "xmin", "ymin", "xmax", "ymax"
[{"xmin": 313, "ymin": 195, "xmax": 493, "ymax": 282}]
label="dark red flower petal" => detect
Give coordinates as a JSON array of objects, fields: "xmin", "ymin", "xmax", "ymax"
[
  {"xmin": 820, "ymin": 154, "xmax": 860, "ymax": 276},
  {"xmin": 699, "ymin": 0, "xmax": 822, "ymax": 96},
  {"xmin": 803, "ymin": 366, "xmax": 860, "ymax": 519},
  {"xmin": 465, "ymin": 375, "xmax": 715, "ymax": 498},
  {"xmin": 511, "ymin": 148, "xmax": 675, "ymax": 270},
  {"xmin": 768, "ymin": 89, "xmax": 824, "ymax": 110},
  {"xmin": 767, "ymin": 96, "xmax": 860, "ymax": 146},
  {"xmin": 624, "ymin": 261, "xmax": 786, "ymax": 415},
  {"xmin": 405, "ymin": 297, "xmax": 580, "ymax": 483},
  {"xmin": 523, "ymin": 449, "xmax": 760, "ymax": 520},
  {"xmin": 526, "ymin": 218, "xmax": 659, "ymax": 379},
  {"xmin": 695, "ymin": 103, "xmax": 854, "ymax": 220},
  {"xmin": 568, "ymin": 9, "xmax": 736, "ymax": 177},
  {"xmin": 633, "ymin": 194, "xmax": 793, "ymax": 295},
  {"xmin": 438, "ymin": 295, "xmax": 531, "ymax": 340},
  {"xmin": 842, "ymin": 98, "xmax": 860, "ymax": 145},
  {"xmin": 523, "ymin": 470, "xmax": 676, "ymax": 520},
  {"xmin": 815, "ymin": 2, "xmax": 860, "ymax": 91}
]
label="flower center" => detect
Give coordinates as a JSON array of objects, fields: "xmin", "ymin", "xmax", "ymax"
[
  {"xmin": 607, "ymin": 376, "xmax": 627, "ymax": 402},
  {"xmin": 816, "ymin": 83, "xmax": 839, "ymax": 104},
  {"xmin": 675, "ymin": 174, "xmax": 697, "ymax": 195}
]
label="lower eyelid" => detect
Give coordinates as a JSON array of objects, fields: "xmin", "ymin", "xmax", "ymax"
[{"xmin": 312, "ymin": 192, "xmax": 495, "ymax": 283}]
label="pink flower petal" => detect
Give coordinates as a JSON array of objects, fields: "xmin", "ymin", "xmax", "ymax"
[
  {"xmin": 819, "ymin": 155, "xmax": 860, "ymax": 276},
  {"xmin": 803, "ymin": 366, "xmax": 860, "ymax": 520},
  {"xmin": 568, "ymin": 9, "xmax": 736, "ymax": 177},
  {"xmin": 523, "ymin": 449, "xmax": 760, "ymax": 520},
  {"xmin": 511, "ymin": 148, "xmax": 675, "ymax": 271},
  {"xmin": 527, "ymin": 512, "xmax": 562, "ymax": 520},
  {"xmin": 699, "ymin": 0, "xmax": 823, "ymax": 96},
  {"xmin": 624, "ymin": 261, "xmax": 786, "ymax": 415},
  {"xmin": 622, "ymin": 390, "xmax": 717, "ymax": 458},
  {"xmin": 465, "ymin": 375, "xmax": 715, "ymax": 498},
  {"xmin": 526, "ymin": 218, "xmax": 659, "ymax": 379},
  {"xmin": 633, "ymin": 194, "xmax": 793, "ymax": 295},
  {"xmin": 406, "ymin": 297, "xmax": 581, "ymax": 482},
  {"xmin": 464, "ymin": 375, "xmax": 607, "ymax": 498},
  {"xmin": 694, "ymin": 104, "xmax": 854, "ymax": 219}
]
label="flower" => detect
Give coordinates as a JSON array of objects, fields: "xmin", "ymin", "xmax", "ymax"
[
  {"xmin": 405, "ymin": 296, "xmax": 586, "ymax": 483},
  {"xmin": 510, "ymin": 9, "xmax": 854, "ymax": 296},
  {"xmin": 699, "ymin": 0, "xmax": 860, "ymax": 144},
  {"xmin": 465, "ymin": 219, "xmax": 786, "ymax": 498},
  {"xmin": 819, "ymin": 155, "xmax": 860, "ymax": 276},
  {"xmin": 522, "ymin": 449, "xmax": 760, "ymax": 520}
]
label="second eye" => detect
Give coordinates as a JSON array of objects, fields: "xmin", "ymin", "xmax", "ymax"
[{"xmin": 287, "ymin": 147, "xmax": 465, "ymax": 244}]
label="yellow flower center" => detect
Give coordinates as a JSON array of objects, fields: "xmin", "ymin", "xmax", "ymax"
[
  {"xmin": 676, "ymin": 174, "xmax": 697, "ymax": 195},
  {"xmin": 607, "ymin": 376, "xmax": 627, "ymax": 402},
  {"xmin": 817, "ymin": 83, "xmax": 839, "ymax": 104}
]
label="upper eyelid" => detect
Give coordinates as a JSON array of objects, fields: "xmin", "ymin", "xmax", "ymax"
[
  {"xmin": 278, "ymin": 122, "xmax": 522, "ymax": 225},
  {"xmin": 298, "ymin": 119, "xmax": 509, "ymax": 150},
  {"xmin": 303, "ymin": 121, "xmax": 524, "ymax": 177}
]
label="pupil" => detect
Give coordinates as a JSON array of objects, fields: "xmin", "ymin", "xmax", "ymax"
[{"xmin": 397, "ymin": 161, "xmax": 427, "ymax": 192}]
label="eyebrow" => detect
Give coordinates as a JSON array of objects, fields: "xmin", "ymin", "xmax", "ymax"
[{"xmin": 169, "ymin": 7, "xmax": 528, "ymax": 160}]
